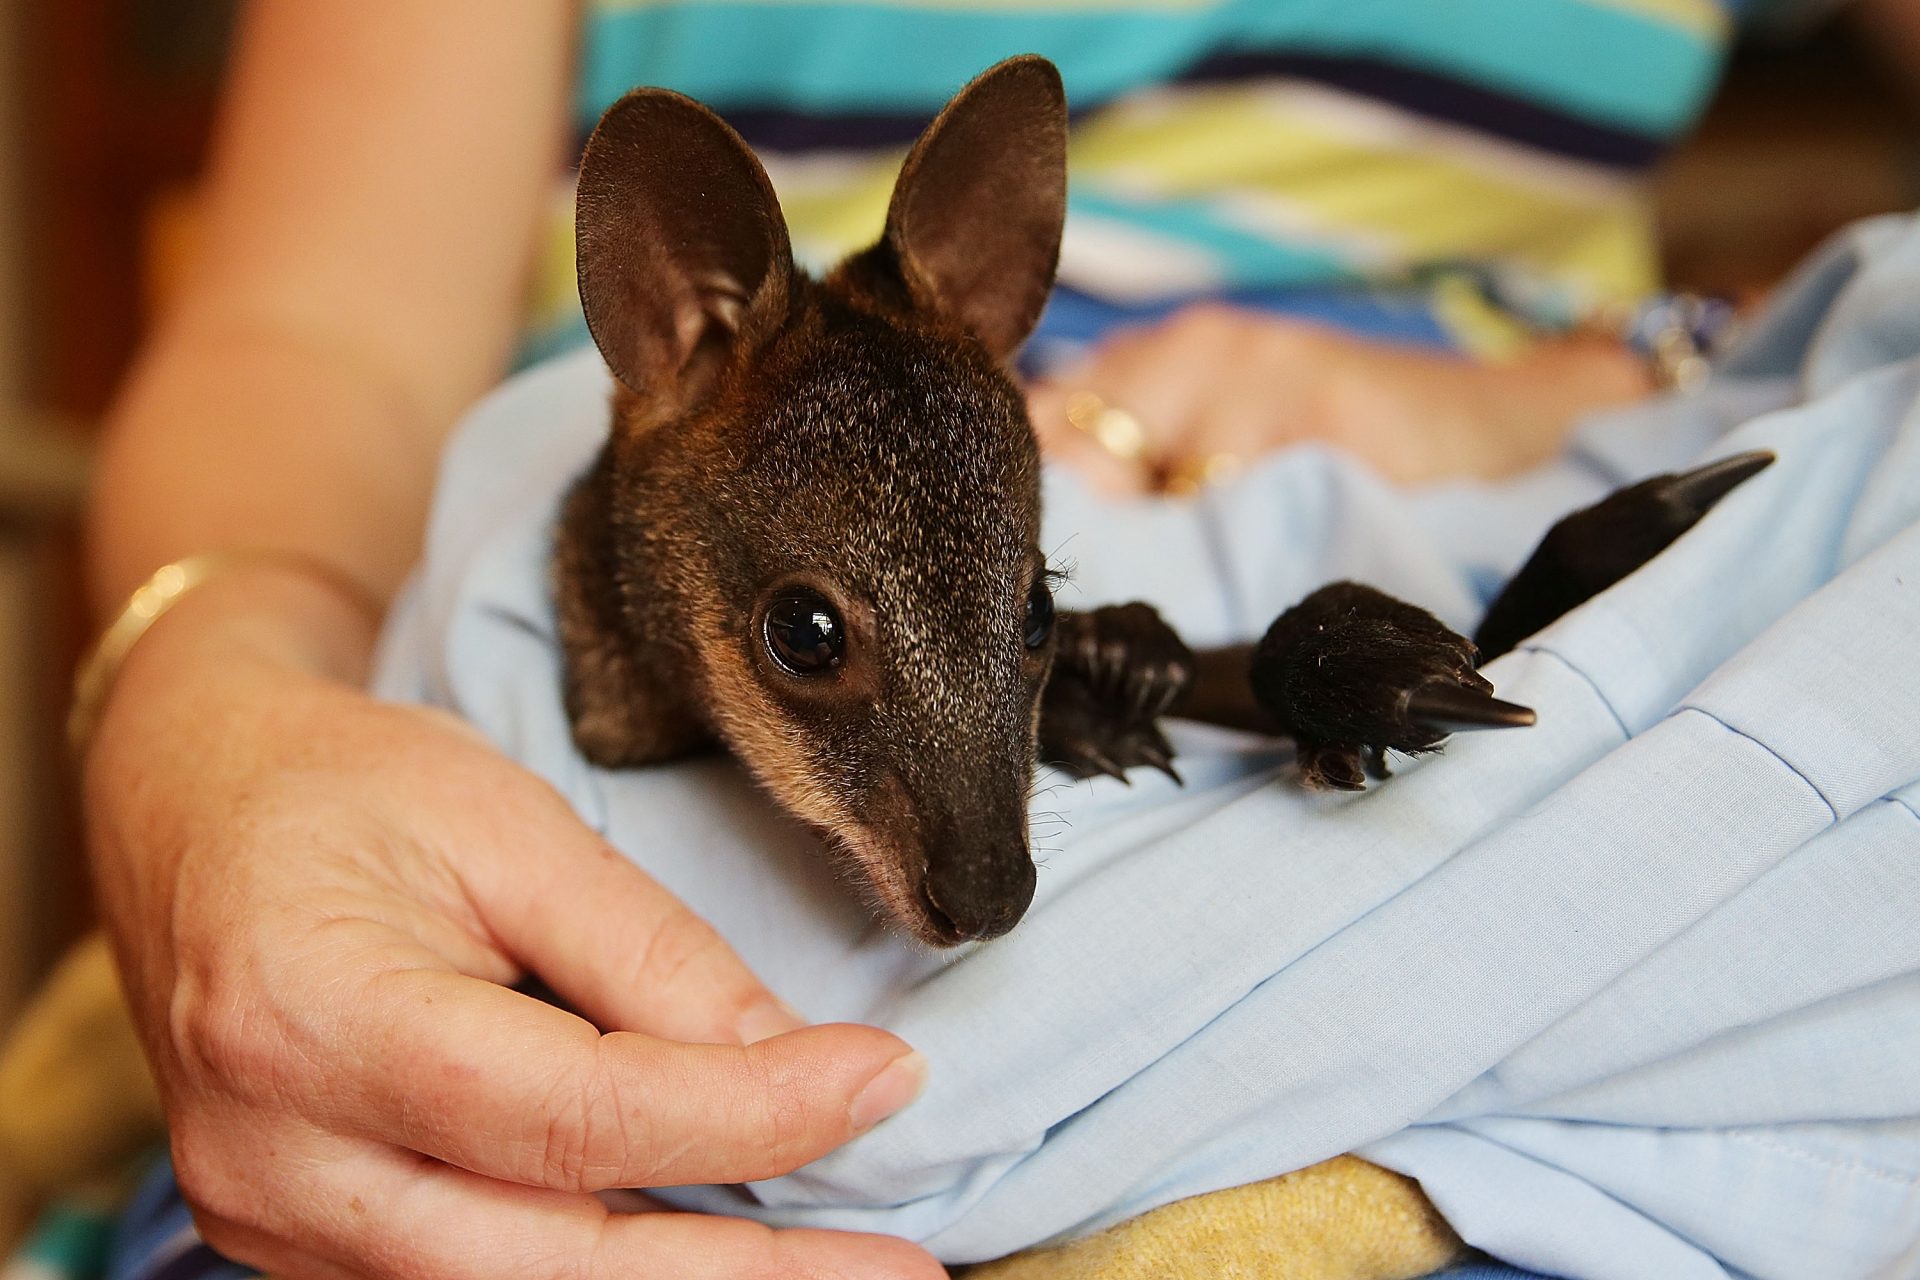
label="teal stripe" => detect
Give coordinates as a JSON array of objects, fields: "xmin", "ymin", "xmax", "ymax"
[
  {"xmin": 581, "ymin": 0, "xmax": 1723, "ymax": 139},
  {"xmin": 1068, "ymin": 190, "xmax": 1362, "ymax": 290},
  {"xmin": 515, "ymin": 313, "xmax": 594, "ymax": 371},
  {"xmin": 17, "ymin": 1201, "xmax": 116, "ymax": 1278}
]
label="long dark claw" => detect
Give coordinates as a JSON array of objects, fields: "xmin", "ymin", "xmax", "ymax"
[
  {"xmin": 1476, "ymin": 449, "xmax": 1776, "ymax": 663},
  {"xmin": 1405, "ymin": 680, "xmax": 1538, "ymax": 733},
  {"xmin": 1082, "ymin": 746, "xmax": 1130, "ymax": 784},
  {"xmin": 1666, "ymin": 450, "xmax": 1775, "ymax": 516},
  {"xmin": 1133, "ymin": 737, "xmax": 1182, "ymax": 784}
]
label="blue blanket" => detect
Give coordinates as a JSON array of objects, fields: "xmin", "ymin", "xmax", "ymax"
[{"xmin": 371, "ymin": 214, "xmax": 1920, "ymax": 1279}]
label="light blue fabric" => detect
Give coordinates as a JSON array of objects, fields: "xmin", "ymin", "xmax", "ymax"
[{"xmin": 372, "ymin": 214, "xmax": 1920, "ymax": 1279}]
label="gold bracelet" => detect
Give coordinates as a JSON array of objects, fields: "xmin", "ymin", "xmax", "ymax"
[{"xmin": 67, "ymin": 551, "xmax": 379, "ymax": 759}]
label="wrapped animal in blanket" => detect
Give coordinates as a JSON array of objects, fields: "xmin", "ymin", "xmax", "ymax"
[
  {"xmin": 24, "ymin": 56, "xmax": 1920, "ymax": 1280},
  {"xmin": 552, "ymin": 55, "xmax": 1762, "ymax": 941},
  {"xmin": 524, "ymin": 55, "xmax": 1770, "ymax": 1276}
]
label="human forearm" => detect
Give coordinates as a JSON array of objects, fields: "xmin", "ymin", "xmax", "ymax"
[
  {"xmin": 86, "ymin": 0, "xmax": 575, "ymax": 619},
  {"xmin": 87, "ymin": 308, "xmax": 457, "ymax": 618},
  {"xmin": 1464, "ymin": 334, "xmax": 1653, "ymax": 476}
]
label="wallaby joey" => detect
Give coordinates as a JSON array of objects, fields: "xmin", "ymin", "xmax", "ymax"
[{"xmin": 554, "ymin": 55, "xmax": 1773, "ymax": 946}]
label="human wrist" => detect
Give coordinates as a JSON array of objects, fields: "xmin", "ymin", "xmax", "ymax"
[
  {"xmin": 1516, "ymin": 334, "xmax": 1654, "ymax": 411},
  {"xmin": 83, "ymin": 559, "xmax": 384, "ymax": 772},
  {"xmin": 161, "ymin": 558, "xmax": 381, "ymax": 677},
  {"xmin": 1465, "ymin": 337, "xmax": 1653, "ymax": 476}
]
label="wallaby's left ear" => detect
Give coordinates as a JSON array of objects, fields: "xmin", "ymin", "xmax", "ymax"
[{"xmin": 879, "ymin": 55, "xmax": 1068, "ymax": 360}]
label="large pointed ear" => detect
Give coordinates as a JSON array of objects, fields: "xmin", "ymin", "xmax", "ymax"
[
  {"xmin": 576, "ymin": 89, "xmax": 794, "ymax": 404},
  {"xmin": 881, "ymin": 55, "xmax": 1067, "ymax": 360}
]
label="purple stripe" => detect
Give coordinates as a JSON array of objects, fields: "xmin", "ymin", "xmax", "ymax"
[{"xmin": 143, "ymin": 1244, "xmax": 254, "ymax": 1280}]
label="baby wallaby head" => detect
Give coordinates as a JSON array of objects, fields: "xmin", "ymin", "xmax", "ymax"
[{"xmin": 563, "ymin": 56, "xmax": 1069, "ymax": 945}]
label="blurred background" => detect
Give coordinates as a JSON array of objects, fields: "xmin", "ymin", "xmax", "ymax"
[{"xmin": 0, "ymin": 0, "xmax": 1915, "ymax": 1029}]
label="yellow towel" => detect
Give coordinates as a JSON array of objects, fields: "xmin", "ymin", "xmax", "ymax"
[
  {"xmin": 962, "ymin": 1157, "xmax": 1466, "ymax": 1280},
  {"xmin": 0, "ymin": 935, "xmax": 165, "ymax": 1250}
]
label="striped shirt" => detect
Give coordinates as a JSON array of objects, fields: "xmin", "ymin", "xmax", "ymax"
[{"xmin": 524, "ymin": 0, "xmax": 1758, "ymax": 361}]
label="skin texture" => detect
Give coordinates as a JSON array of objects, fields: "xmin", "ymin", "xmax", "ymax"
[
  {"xmin": 89, "ymin": 569, "xmax": 941, "ymax": 1280},
  {"xmin": 1029, "ymin": 308, "xmax": 1654, "ymax": 494}
]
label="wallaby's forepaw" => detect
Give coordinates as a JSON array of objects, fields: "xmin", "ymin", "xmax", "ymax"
[
  {"xmin": 1040, "ymin": 603, "xmax": 1194, "ymax": 783},
  {"xmin": 1476, "ymin": 450, "xmax": 1774, "ymax": 660},
  {"xmin": 1252, "ymin": 583, "xmax": 1534, "ymax": 791}
]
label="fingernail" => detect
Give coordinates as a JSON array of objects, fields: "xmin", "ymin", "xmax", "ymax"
[
  {"xmin": 849, "ymin": 1051, "xmax": 929, "ymax": 1133},
  {"xmin": 735, "ymin": 997, "xmax": 806, "ymax": 1044}
]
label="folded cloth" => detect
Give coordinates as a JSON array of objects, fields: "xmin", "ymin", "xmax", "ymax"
[{"xmin": 372, "ymin": 212, "xmax": 1920, "ymax": 1279}]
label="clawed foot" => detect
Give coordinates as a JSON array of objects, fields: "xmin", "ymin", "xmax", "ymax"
[
  {"xmin": 1039, "ymin": 603, "xmax": 1195, "ymax": 782},
  {"xmin": 1251, "ymin": 583, "xmax": 1534, "ymax": 791},
  {"xmin": 1476, "ymin": 450, "xmax": 1775, "ymax": 661}
]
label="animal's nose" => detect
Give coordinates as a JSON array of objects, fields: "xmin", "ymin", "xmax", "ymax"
[{"xmin": 922, "ymin": 845, "xmax": 1037, "ymax": 942}]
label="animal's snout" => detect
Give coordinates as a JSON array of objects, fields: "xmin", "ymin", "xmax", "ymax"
[{"xmin": 921, "ymin": 844, "xmax": 1037, "ymax": 943}]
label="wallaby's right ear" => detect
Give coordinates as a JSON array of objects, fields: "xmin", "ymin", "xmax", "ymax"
[{"xmin": 576, "ymin": 89, "xmax": 794, "ymax": 406}]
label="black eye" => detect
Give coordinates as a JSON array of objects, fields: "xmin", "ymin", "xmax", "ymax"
[
  {"xmin": 1024, "ymin": 576, "xmax": 1056, "ymax": 650},
  {"xmin": 764, "ymin": 591, "xmax": 845, "ymax": 675}
]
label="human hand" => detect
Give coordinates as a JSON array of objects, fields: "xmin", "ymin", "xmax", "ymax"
[
  {"xmin": 1028, "ymin": 304, "xmax": 1652, "ymax": 493},
  {"xmin": 84, "ymin": 566, "xmax": 942, "ymax": 1280}
]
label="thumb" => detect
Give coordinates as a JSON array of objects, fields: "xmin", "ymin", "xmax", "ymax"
[
  {"xmin": 469, "ymin": 789, "xmax": 807, "ymax": 1045},
  {"xmin": 335, "ymin": 968, "xmax": 928, "ymax": 1190}
]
